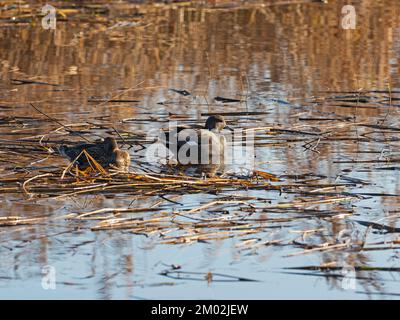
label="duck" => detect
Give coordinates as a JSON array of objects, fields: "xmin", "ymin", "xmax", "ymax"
[
  {"xmin": 160, "ymin": 115, "xmax": 230, "ymax": 176},
  {"xmin": 59, "ymin": 137, "xmax": 130, "ymax": 172}
]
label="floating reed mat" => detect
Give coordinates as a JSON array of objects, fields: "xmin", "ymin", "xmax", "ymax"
[
  {"xmin": 0, "ymin": 169, "xmax": 283, "ymax": 198},
  {"xmin": 0, "ymin": 193, "xmax": 358, "ymax": 247}
]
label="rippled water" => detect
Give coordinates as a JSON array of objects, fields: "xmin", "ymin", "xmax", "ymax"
[{"xmin": 1, "ymin": 0, "xmax": 400, "ymax": 299}]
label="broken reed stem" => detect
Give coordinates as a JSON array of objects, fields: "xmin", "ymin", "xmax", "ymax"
[
  {"xmin": 22, "ymin": 173, "xmax": 53, "ymax": 195},
  {"xmin": 184, "ymin": 200, "xmax": 253, "ymax": 215},
  {"xmin": 286, "ymin": 243, "xmax": 349, "ymax": 257},
  {"xmin": 60, "ymin": 149, "xmax": 107, "ymax": 179},
  {"xmin": 30, "ymin": 103, "xmax": 92, "ymax": 143}
]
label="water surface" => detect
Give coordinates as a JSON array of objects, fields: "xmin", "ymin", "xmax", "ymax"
[{"xmin": 0, "ymin": 0, "xmax": 400, "ymax": 299}]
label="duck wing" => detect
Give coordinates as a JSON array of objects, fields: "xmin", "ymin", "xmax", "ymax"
[
  {"xmin": 160, "ymin": 125, "xmax": 193, "ymax": 151},
  {"xmin": 197, "ymin": 129, "xmax": 225, "ymax": 161},
  {"xmin": 168, "ymin": 129, "xmax": 225, "ymax": 164},
  {"xmin": 59, "ymin": 142, "xmax": 108, "ymax": 167},
  {"xmin": 59, "ymin": 143, "xmax": 91, "ymax": 160}
]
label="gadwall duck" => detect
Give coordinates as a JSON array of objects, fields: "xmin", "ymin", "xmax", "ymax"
[
  {"xmin": 161, "ymin": 115, "xmax": 230, "ymax": 176},
  {"xmin": 59, "ymin": 137, "xmax": 130, "ymax": 172}
]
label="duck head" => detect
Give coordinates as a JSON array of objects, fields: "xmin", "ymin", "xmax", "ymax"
[
  {"xmin": 114, "ymin": 149, "xmax": 131, "ymax": 172},
  {"xmin": 204, "ymin": 115, "xmax": 229, "ymax": 132}
]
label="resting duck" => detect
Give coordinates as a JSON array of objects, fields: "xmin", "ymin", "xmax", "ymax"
[
  {"xmin": 160, "ymin": 115, "xmax": 230, "ymax": 176},
  {"xmin": 59, "ymin": 137, "xmax": 130, "ymax": 172}
]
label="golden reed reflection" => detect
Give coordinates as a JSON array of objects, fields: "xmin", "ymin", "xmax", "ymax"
[
  {"xmin": 0, "ymin": 0, "xmax": 399, "ymax": 298},
  {"xmin": 0, "ymin": 0, "xmax": 399, "ymax": 115}
]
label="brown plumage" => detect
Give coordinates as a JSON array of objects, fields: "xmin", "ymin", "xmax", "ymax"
[{"xmin": 59, "ymin": 137, "xmax": 130, "ymax": 172}]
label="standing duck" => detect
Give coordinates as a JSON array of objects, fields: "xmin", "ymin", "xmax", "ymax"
[
  {"xmin": 59, "ymin": 137, "xmax": 130, "ymax": 172},
  {"xmin": 160, "ymin": 115, "xmax": 230, "ymax": 176}
]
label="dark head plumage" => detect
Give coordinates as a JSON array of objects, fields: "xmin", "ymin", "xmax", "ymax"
[{"xmin": 204, "ymin": 115, "xmax": 227, "ymax": 131}]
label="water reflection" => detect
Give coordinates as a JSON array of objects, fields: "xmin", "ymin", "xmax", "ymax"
[{"xmin": 0, "ymin": 1, "xmax": 400, "ymax": 299}]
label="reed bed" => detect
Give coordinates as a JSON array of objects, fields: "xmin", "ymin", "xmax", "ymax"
[
  {"xmin": 0, "ymin": 88, "xmax": 399, "ymax": 290},
  {"xmin": 1, "ymin": 0, "xmax": 400, "ymax": 298}
]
